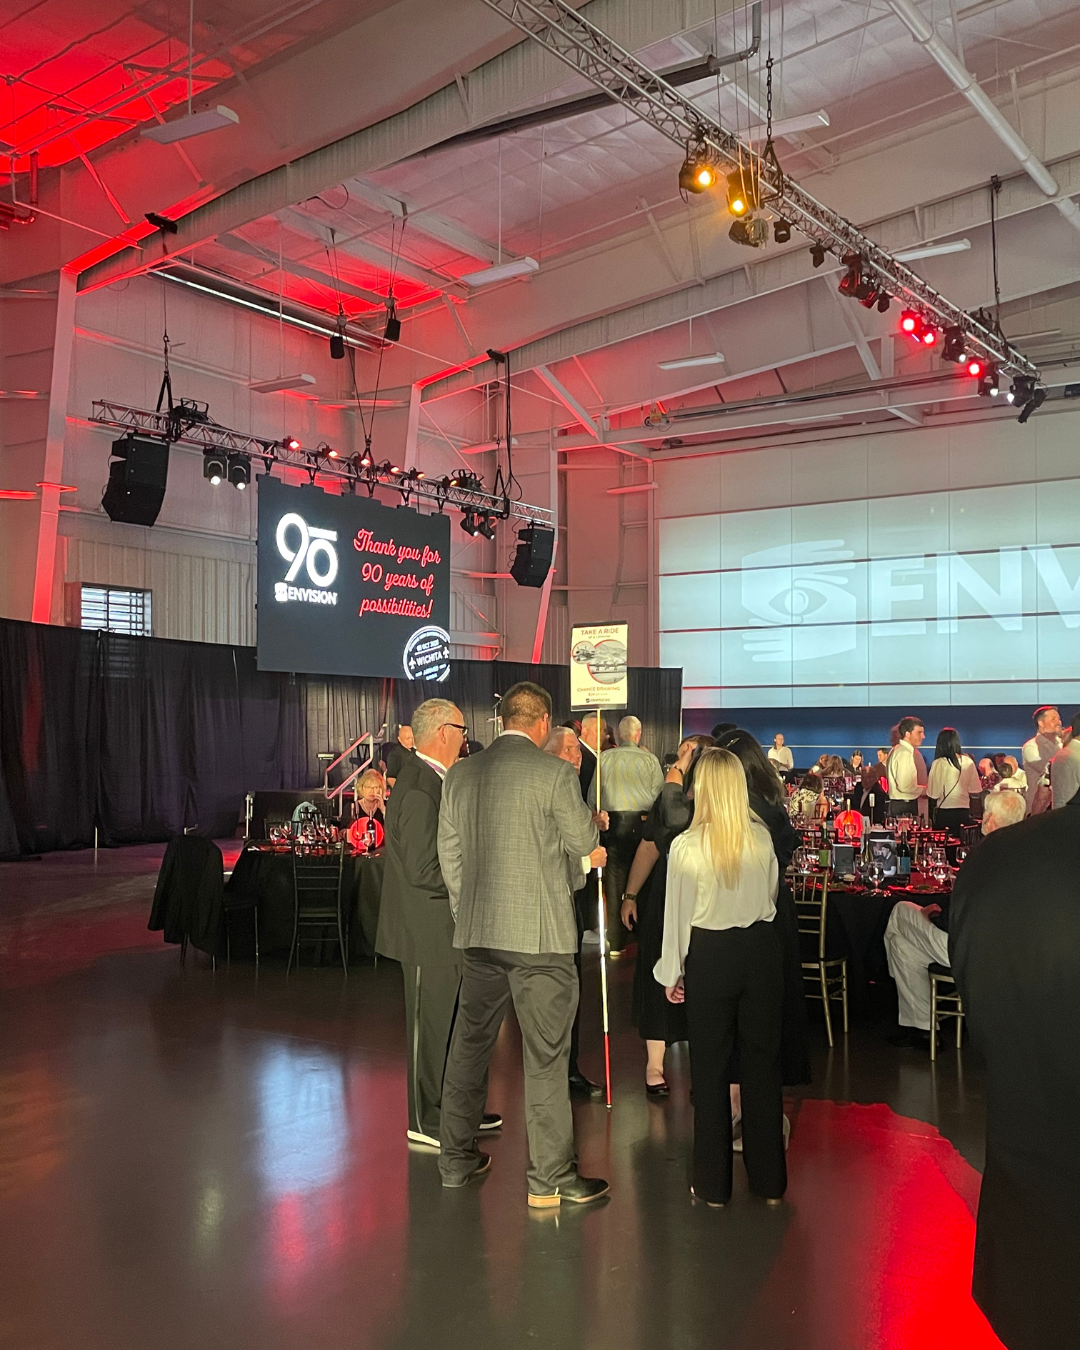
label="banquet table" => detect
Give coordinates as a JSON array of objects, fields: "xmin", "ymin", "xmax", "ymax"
[
  {"xmin": 225, "ymin": 844, "xmax": 385, "ymax": 961},
  {"xmin": 817, "ymin": 873, "xmax": 952, "ymax": 1016}
]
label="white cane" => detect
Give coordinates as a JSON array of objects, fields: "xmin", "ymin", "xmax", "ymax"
[{"xmin": 595, "ymin": 707, "xmax": 612, "ymax": 1109}]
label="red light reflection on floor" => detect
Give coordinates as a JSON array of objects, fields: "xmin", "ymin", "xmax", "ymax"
[{"xmin": 734, "ymin": 1099, "xmax": 1004, "ymax": 1350}]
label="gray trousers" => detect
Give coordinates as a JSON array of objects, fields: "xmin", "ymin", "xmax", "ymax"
[
  {"xmin": 439, "ymin": 948, "xmax": 579, "ymax": 1194},
  {"xmin": 401, "ymin": 962, "xmax": 462, "ymax": 1136}
]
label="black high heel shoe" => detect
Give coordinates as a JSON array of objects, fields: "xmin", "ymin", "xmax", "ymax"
[{"xmin": 645, "ymin": 1078, "xmax": 670, "ymax": 1098}]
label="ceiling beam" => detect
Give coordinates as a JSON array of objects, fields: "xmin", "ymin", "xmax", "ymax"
[
  {"xmin": 216, "ymin": 233, "xmax": 386, "ymax": 306},
  {"xmin": 533, "ymin": 365, "xmax": 600, "ymax": 437},
  {"xmin": 343, "ymin": 179, "xmax": 508, "ymax": 265}
]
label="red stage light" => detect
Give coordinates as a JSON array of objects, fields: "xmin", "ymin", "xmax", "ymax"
[
  {"xmin": 900, "ymin": 310, "xmax": 919, "ymax": 333},
  {"xmin": 283, "ymin": 435, "xmax": 301, "ymax": 451},
  {"xmin": 967, "ymin": 359, "xmax": 983, "ymax": 377},
  {"xmin": 921, "ymin": 328, "xmax": 937, "ymax": 346}
]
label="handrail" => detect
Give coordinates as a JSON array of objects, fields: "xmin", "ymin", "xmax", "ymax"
[{"xmin": 324, "ymin": 724, "xmax": 386, "ymax": 802}]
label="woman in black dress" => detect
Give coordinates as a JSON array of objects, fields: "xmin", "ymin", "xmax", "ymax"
[{"xmin": 621, "ymin": 735, "xmax": 713, "ymax": 1095}]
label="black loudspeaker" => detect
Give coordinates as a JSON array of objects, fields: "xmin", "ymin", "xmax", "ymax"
[
  {"xmin": 510, "ymin": 524, "xmax": 556, "ymax": 588},
  {"xmin": 102, "ymin": 435, "xmax": 170, "ymax": 526}
]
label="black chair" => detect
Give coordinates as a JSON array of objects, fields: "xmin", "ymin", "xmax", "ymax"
[
  {"xmin": 222, "ymin": 866, "xmax": 260, "ymax": 968},
  {"xmin": 288, "ymin": 842, "xmax": 347, "ymax": 975}
]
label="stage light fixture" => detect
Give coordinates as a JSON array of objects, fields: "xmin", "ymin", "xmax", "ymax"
[
  {"xmin": 460, "ymin": 511, "xmax": 482, "ymax": 537},
  {"xmin": 450, "ymin": 471, "xmax": 483, "ymax": 492},
  {"xmin": 900, "ymin": 310, "xmax": 919, "ymax": 335},
  {"xmin": 837, "ymin": 254, "xmax": 862, "ymax": 297},
  {"xmin": 810, "ymin": 243, "xmax": 827, "ymax": 268},
  {"xmin": 729, "ymin": 216, "xmax": 768, "ymax": 249},
  {"xmin": 358, "ymin": 445, "xmax": 374, "ymax": 468},
  {"xmin": 678, "ymin": 135, "xmax": 720, "ymax": 195},
  {"xmin": 773, "ymin": 218, "xmax": 792, "ymax": 243},
  {"xmin": 876, "ymin": 293, "xmax": 891, "ymax": 314},
  {"xmin": 1017, "ymin": 386, "xmax": 1046, "ymax": 424},
  {"xmin": 203, "ymin": 450, "xmax": 226, "ymax": 486},
  {"xmin": 726, "ymin": 171, "xmax": 757, "ymax": 217},
  {"xmin": 920, "ymin": 326, "xmax": 937, "ymax": 347},
  {"xmin": 282, "ymin": 434, "xmax": 301, "ymax": 451},
  {"xmin": 227, "ymin": 453, "xmax": 251, "ymax": 490},
  {"xmin": 477, "ymin": 514, "xmax": 496, "ymax": 541},
  {"xmin": 977, "ymin": 365, "xmax": 1000, "ymax": 397},
  {"xmin": 1007, "ymin": 375, "xmax": 1036, "ymax": 406},
  {"xmin": 384, "ymin": 296, "xmax": 401, "ymax": 343},
  {"xmin": 942, "ymin": 326, "xmax": 967, "ymax": 363},
  {"xmin": 966, "ymin": 358, "xmax": 983, "ymax": 378}
]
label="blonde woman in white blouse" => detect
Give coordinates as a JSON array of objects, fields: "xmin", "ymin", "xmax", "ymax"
[{"xmin": 655, "ymin": 748, "xmax": 785, "ymax": 1208}]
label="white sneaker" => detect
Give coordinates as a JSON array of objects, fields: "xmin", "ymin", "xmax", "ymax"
[
  {"xmin": 581, "ymin": 929, "xmax": 601, "ymax": 946},
  {"xmin": 406, "ymin": 1129, "xmax": 441, "ymax": 1149}
]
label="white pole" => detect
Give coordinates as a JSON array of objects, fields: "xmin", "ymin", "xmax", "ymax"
[{"xmin": 595, "ymin": 706, "xmax": 612, "ymax": 1109}]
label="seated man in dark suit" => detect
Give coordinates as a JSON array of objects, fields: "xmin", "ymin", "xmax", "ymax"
[
  {"xmin": 376, "ymin": 698, "xmax": 501, "ymax": 1148},
  {"xmin": 950, "ymin": 801, "xmax": 1080, "ymax": 1350},
  {"xmin": 438, "ymin": 682, "xmax": 609, "ymax": 1207}
]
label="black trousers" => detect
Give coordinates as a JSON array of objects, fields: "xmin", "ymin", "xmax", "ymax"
[
  {"xmin": 888, "ymin": 799, "xmax": 919, "ymax": 818},
  {"xmin": 933, "ymin": 806, "xmax": 970, "ymax": 833},
  {"xmin": 440, "ymin": 948, "xmax": 579, "ymax": 1194},
  {"xmin": 602, "ymin": 811, "xmax": 646, "ymax": 952},
  {"xmin": 401, "ymin": 962, "xmax": 462, "ymax": 1136},
  {"xmin": 685, "ymin": 922, "xmax": 786, "ymax": 1204}
]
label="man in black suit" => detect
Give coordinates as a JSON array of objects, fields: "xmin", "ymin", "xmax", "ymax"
[
  {"xmin": 950, "ymin": 808, "xmax": 1080, "ymax": 1350},
  {"xmin": 376, "ymin": 698, "xmax": 501, "ymax": 1148}
]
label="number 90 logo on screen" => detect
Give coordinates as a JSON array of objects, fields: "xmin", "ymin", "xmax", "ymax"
[{"xmin": 274, "ymin": 513, "xmax": 339, "ymax": 604}]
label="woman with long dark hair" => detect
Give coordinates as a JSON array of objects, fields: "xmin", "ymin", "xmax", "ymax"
[
  {"xmin": 927, "ymin": 727, "xmax": 982, "ymax": 832},
  {"xmin": 620, "ymin": 734, "xmax": 713, "ymax": 1095},
  {"xmin": 656, "ymin": 749, "xmax": 786, "ymax": 1207}
]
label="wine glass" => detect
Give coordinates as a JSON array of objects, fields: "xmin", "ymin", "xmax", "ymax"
[
  {"xmin": 953, "ymin": 846, "xmax": 969, "ymax": 868},
  {"xmin": 868, "ymin": 859, "xmax": 885, "ymax": 892}
]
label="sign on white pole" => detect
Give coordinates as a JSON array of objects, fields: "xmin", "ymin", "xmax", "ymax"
[{"xmin": 570, "ymin": 622, "xmax": 628, "ymax": 710}]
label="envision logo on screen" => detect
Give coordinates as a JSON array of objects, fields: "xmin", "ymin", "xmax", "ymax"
[{"xmin": 273, "ymin": 512, "xmax": 339, "ymax": 606}]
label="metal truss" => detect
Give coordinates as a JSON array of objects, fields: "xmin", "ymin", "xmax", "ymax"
[
  {"xmin": 478, "ymin": 0, "xmax": 1037, "ymax": 380},
  {"xmin": 90, "ymin": 401, "xmax": 555, "ymax": 525}
]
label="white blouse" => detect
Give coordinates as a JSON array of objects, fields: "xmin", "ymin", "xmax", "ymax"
[
  {"xmin": 654, "ymin": 819, "xmax": 778, "ymax": 988},
  {"xmin": 927, "ymin": 754, "xmax": 983, "ymax": 810}
]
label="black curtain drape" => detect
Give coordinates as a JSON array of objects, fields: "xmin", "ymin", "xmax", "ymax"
[{"xmin": 0, "ymin": 617, "xmax": 681, "ymax": 859}]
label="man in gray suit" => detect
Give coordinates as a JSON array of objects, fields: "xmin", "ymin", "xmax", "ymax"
[
  {"xmin": 437, "ymin": 682, "xmax": 610, "ymax": 1207},
  {"xmin": 376, "ymin": 698, "xmax": 502, "ymax": 1147}
]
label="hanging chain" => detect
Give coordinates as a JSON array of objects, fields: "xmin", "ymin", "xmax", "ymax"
[{"xmin": 760, "ymin": 54, "xmax": 783, "ymax": 203}]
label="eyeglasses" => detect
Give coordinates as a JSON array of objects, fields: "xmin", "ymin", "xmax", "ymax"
[{"xmin": 444, "ymin": 723, "xmax": 468, "ymax": 736}]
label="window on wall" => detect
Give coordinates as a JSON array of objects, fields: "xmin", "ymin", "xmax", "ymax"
[{"xmin": 79, "ymin": 585, "xmax": 152, "ymax": 637}]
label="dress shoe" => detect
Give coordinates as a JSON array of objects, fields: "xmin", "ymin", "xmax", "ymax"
[
  {"xmin": 441, "ymin": 1152, "xmax": 491, "ymax": 1188},
  {"xmin": 527, "ymin": 1174, "xmax": 609, "ymax": 1208},
  {"xmin": 478, "ymin": 1112, "xmax": 503, "ymax": 1131},
  {"xmin": 568, "ymin": 1072, "xmax": 604, "ymax": 1100},
  {"xmin": 887, "ymin": 1026, "xmax": 937, "ymax": 1050},
  {"xmin": 645, "ymin": 1078, "xmax": 670, "ymax": 1098}
]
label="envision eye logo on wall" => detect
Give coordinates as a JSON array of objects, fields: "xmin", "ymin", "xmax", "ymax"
[{"xmin": 273, "ymin": 512, "xmax": 339, "ymax": 605}]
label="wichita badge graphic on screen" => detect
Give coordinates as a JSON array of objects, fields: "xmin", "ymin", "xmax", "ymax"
[{"xmin": 256, "ymin": 476, "xmax": 450, "ymax": 680}]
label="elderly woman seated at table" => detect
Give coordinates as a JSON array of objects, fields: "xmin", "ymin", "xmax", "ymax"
[
  {"xmin": 990, "ymin": 755, "xmax": 1027, "ymax": 795},
  {"xmin": 353, "ymin": 770, "xmax": 386, "ymax": 825},
  {"xmin": 788, "ymin": 772, "xmax": 828, "ymax": 821},
  {"xmin": 883, "ymin": 790, "xmax": 1025, "ymax": 1049}
]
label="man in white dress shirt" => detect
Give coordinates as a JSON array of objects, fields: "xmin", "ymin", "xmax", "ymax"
[
  {"xmin": 886, "ymin": 715, "xmax": 927, "ymax": 818},
  {"xmin": 767, "ymin": 733, "xmax": 794, "ymax": 775},
  {"xmin": 1021, "ymin": 705, "xmax": 1062, "ymax": 815}
]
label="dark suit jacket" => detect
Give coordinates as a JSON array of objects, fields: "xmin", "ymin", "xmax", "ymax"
[
  {"xmin": 376, "ymin": 752, "xmax": 458, "ymax": 968},
  {"xmin": 149, "ymin": 835, "xmax": 223, "ymax": 956},
  {"xmin": 579, "ymin": 742, "xmax": 597, "ymax": 803},
  {"xmin": 950, "ymin": 809, "xmax": 1080, "ymax": 1350}
]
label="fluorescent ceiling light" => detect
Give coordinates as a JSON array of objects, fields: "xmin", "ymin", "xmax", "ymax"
[
  {"xmin": 658, "ymin": 353, "xmax": 725, "ymax": 370},
  {"xmin": 894, "ymin": 238, "xmax": 971, "ymax": 261},
  {"xmin": 143, "ymin": 106, "xmax": 239, "ymax": 145},
  {"xmin": 250, "ymin": 373, "xmax": 316, "ymax": 394},
  {"xmin": 744, "ymin": 110, "xmax": 830, "ymax": 141},
  {"xmin": 461, "ymin": 257, "xmax": 539, "ymax": 287}
]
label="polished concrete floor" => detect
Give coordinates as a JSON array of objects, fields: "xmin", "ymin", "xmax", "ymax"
[{"xmin": 0, "ymin": 845, "xmax": 1003, "ymax": 1350}]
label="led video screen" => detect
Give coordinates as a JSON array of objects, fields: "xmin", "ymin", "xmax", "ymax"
[
  {"xmin": 257, "ymin": 477, "xmax": 451, "ymax": 681},
  {"xmin": 660, "ymin": 479, "xmax": 1080, "ymax": 707}
]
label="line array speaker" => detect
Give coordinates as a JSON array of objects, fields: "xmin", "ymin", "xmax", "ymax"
[
  {"xmin": 510, "ymin": 523, "xmax": 555, "ymax": 588},
  {"xmin": 101, "ymin": 435, "xmax": 170, "ymax": 526}
]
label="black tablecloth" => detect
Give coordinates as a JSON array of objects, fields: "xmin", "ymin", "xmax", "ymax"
[
  {"xmin": 225, "ymin": 846, "xmax": 384, "ymax": 961},
  {"xmin": 826, "ymin": 881, "xmax": 950, "ymax": 1015}
]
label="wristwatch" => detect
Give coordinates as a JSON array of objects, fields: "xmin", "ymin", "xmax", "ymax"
[{"xmin": 622, "ymin": 892, "xmax": 638, "ymax": 903}]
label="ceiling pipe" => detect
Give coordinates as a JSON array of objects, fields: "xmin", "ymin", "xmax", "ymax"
[
  {"xmin": 886, "ymin": 0, "xmax": 1080, "ymax": 233},
  {"xmin": 411, "ymin": 3, "xmax": 761, "ymax": 157}
]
